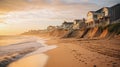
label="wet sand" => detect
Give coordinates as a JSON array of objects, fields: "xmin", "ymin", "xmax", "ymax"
[
  {"xmin": 0, "ymin": 36, "xmax": 57, "ymax": 67},
  {"xmin": 8, "ymin": 54, "xmax": 48, "ymax": 67}
]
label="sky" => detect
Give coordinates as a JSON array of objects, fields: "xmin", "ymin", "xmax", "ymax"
[{"xmin": 0, "ymin": 0, "xmax": 119, "ymax": 35}]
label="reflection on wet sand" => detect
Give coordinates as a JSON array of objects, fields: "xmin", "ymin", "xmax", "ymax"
[{"xmin": 8, "ymin": 54, "xmax": 48, "ymax": 67}]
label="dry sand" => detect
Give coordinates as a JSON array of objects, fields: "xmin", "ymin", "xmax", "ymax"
[{"xmin": 44, "ymin": 37, "xmax": 120, "ymax": 67}]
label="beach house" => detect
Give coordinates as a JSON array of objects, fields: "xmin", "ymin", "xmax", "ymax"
[
  {"xmin": 73, "ymin": 19, "xmax": 86, "ymax": 30},
  {"xmin": 86, "ymin": 11, "xmax": 100, "ymax": 27},
  {"xmin": 61, "ymin": 21, "xmax": 73, "ymax": 30},
  {"xmin": 86, "ymin": 3, "xmax": 120, "ymax": 27},
  {"xmin": 86, "ymin": 8, "xmax": 109, "ymax": 27}
]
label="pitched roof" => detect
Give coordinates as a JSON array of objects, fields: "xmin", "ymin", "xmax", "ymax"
[
  {"xmin": 111, "ymin": 3, "xmax": 120, "ymax": 8},
  {"xmin": 63, "ymin": 21, "xmax": 73, "ymax": 24},
  {"xmin": 96, "ymin": 8, "xmax": 103, "ymax": 13},
  {"xmin": 89, "ymin": 11, "xmax": 96, "ymax": 13}
]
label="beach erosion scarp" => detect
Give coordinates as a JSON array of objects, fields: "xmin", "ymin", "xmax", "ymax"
[{"xmin": 0, "ymin": 36, "xmax": 57, "ymax": 67}]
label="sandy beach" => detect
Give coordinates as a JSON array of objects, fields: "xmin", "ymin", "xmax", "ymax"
[
  {"xmin": 44, "ymin": 37, "xmax": 120, "ymax": 67},
  {"xmin": 0, "ymin": 35, "xmax": 120, "ymax": 67}
]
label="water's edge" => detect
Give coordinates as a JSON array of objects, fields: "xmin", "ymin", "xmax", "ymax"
[{"xmin": 0, "ymin": 36, "xmax": 57, "ymax": 67}]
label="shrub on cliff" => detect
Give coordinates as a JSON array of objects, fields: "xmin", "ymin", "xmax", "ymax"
[{"xmin": 107, "ymin": 23, "xmax": 120, "ymax": 35}]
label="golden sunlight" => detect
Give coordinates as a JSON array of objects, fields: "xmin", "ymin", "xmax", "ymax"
[{"xmin": 0, "ymin": 1, "xmax": 120, "ymax": 67}]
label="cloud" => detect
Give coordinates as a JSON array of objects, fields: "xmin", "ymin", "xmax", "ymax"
[
  {"xmin": 0, "ymin": 0, "xmax": 118, "ymax": 23},
  {"xmin": 0, "ymin": 0, "xmax": 99, "ymax": 10}
]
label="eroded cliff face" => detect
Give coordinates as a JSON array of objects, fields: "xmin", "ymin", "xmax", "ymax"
[
  {"xmin": 99, "ymin": 28, "xmax": 108, "ymax": 38},
  {"xmin": 47, "ymin": 23, "xmax": 120, "ymax": 39},
  {"xmin": 48, "ymin": 29, "xmax": 69, "ymax": 38},
  {"xmin": 22, "ymin": 23, "xmax": 120, "ymax": 39},
  {"xmin": 88, "ymin": 27, "xmax": 99, "ymax": 38}
]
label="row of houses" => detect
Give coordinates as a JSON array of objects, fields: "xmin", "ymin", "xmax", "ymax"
[
  {"xmin": 61, "ymin": 19, "xmax": 86, "ymax": 30},
  {"xmin": 47, "ymin": 4, "xmax": 120, "ymax": 31},
  {"xmin": 86, "ymin": 3, "xmax": 120, "ymax": 27},
  {"xmin": 47, "ymin": 19, "xmax": 86, "ymax": 31}
]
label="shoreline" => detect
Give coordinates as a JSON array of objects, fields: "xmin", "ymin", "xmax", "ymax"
[
  {"xmin": 0, "ymin": 36, "xmax": 57, "ymax": 67},
  {"xmin": 0, "ymin": 47, "xmax": 39, "ymax": 67}
]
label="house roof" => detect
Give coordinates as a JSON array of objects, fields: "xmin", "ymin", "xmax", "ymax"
[
  {"xmin": 111, "ymin": 3, "xmax": 120, "ymax": 8},
  {"xmin": 96, "ymin": 8, "xmax": 103, "ymax": 13},
  {"xmin": 89, "ymin": 11, "xmax": 96, "ymax": 13},
  {"xmin": 87, "ymin": 11, "xmax": 96, "ymax": 15},
  {"xmin": 109, "ymin": 3, "xmax": 120, "ymax": 13},
  {"xmin": 74, "ymin": 19, "xmax": 83, "ymax": 21},
  {"xmin": 63, "ymin": 21, "xmax": 73, "ymax": 25}
]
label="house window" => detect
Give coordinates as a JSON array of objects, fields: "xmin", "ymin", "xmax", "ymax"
[{"xmin": 94, "ymin": 15, "xmax": 97, "ymax": 18}]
